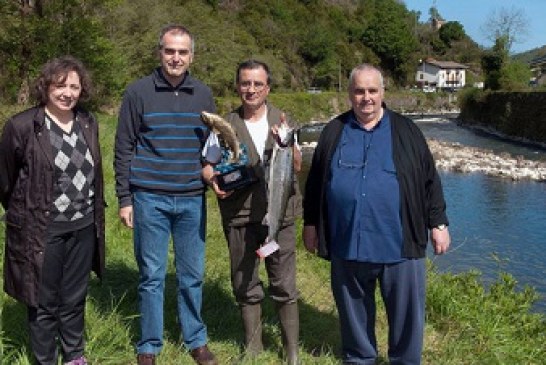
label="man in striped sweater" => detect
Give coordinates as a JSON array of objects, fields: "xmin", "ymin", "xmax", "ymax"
[{"xmin": 114, "ymin": 24, "xmax": 217, "ymax": 365}]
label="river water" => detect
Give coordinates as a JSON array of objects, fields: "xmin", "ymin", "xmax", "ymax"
[{"xmin": 299, "ymin": 116, "xmax": 546, "ymax": 313}]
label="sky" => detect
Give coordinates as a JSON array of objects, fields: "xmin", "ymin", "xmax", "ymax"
[{"xmin": 403, "ymin": 0, "xmax": 546, "ymax": 54}]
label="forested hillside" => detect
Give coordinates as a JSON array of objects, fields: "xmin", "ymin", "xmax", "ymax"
[
  {"xmin": 1, "ymin": 0, "xmax": 484, "ymax": 104},
  {"xmin": 513, "ymin": 45, "xmax": 546, "ymax": 64}
]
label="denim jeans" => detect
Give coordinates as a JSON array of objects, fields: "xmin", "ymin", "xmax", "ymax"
[{"xmin": 133, "ymin": 191, "xmax": 207, "ymax": 354}]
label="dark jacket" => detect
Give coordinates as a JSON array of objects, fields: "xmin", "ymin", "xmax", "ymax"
[
  {"xmin": 303, "ymin": 108, "xmax": 448, "ymax": 260},
  {"xmin": 218, "ymin": 104, "xmax": 301, "ymax": 227},
  {"xmin": 0, "ymin": 106, "xmax": 106, "ymax": 307}
]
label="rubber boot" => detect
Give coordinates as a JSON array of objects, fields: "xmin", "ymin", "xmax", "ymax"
[
  {"xmin": 277, "ymin": 301, "xmax": 300, "ymax": 365},
  {"xmin": 240, "ymin": 303, "xmax": 263, "ymax": 356}
]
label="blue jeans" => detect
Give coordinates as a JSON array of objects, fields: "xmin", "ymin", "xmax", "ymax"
[{"xmin": 133, "ymin": 191, "xmax": 207, "ymax": 354}]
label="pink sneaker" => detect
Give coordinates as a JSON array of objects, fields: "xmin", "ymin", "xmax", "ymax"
[{"xmin": 64, "ymin": 356, "xmax": 88, "ymax": 365}]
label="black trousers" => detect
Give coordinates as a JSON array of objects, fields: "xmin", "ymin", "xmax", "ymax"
[{"xmin": 28, "ymin": 223, "xmax": 95, "ymax": 365}]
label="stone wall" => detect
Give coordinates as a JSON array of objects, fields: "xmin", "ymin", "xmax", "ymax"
[{"xmin": 459, "ymin": 91, "xmax": 546, "ymax": 145}]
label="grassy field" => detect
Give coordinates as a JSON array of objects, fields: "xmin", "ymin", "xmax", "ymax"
[{"xmin": 1, "ymin": 110, "xmax": 545, "ymax": 364}]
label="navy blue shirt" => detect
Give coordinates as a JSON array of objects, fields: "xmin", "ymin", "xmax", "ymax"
[{"xmin": 326, "ymin": 111, "xmax": 404, "ymax": 263}]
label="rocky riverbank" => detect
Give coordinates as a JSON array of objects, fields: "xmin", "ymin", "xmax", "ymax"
[
  {"xmin": 300, "ymin": 139, "xmax": 546, "ymax": 182},
  {"xmin": 428, "ymin": 139, "xmax": 546, "ymax": 182}
]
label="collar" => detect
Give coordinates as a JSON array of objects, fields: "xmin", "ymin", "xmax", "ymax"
[
  {"xmin": 152, "ymin": 67, "xmax": 195, "ymax": 91},
  {"xmin": 348, "ymin": 109, "xmax": 387, "ymax": 132},
  {"xmin": 33, "ymin": 106, "xmax": 89, "ymax": 131}
]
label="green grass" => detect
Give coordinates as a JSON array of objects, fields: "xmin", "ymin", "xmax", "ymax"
[{"xmin": 1, "ymin": 111, "xmax": 545, "ymax": 364}]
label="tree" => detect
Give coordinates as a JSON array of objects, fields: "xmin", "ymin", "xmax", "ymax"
[
  {"xmin": 481, "ymin": 6, "xmax": 529, "ymax": 53},
  {"xmin": 428, "ymin": 4, "xmax": 443, "ymax": 21},
  {"xmin": 481, "ymin": 36, "xmax": 508, "ymax": 90},
  {"xmin": 439, "ymin": 21, "xmax": 466, "ymax": 47},
  {"xmin": 361, "ymin": 0, "xmax": 419, "ymax": 84},
  {"xmin": 0, "ymin": 1, "xmax": 45, "ymax": 103},
  {"xmin": 0, "ymin": 0, "xmax": 124, "ymax": 104},
  {"xmin": 498, "ymin": 61, "xmax": 531, "ymax": 91},
  {"xmin": 300, "ymin": 24, "xmax": 336, "ymax": 64},
  {"xmin": 481, "ymin": 31, "xmax": 530, "ymax": 91}
]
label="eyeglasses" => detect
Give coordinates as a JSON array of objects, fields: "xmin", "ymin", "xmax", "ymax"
[{"xmin": 239, "ymin": 80, "xmax": 268, "ymax": 92}]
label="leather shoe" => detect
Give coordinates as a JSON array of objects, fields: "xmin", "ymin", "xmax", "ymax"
[
  {"xmin": 190, "ymin": 345, "xmax": 218, "ymax": 365},
  {"xmin": 137, "ymin": 353, "xmax": 156, "ymax": 365}
]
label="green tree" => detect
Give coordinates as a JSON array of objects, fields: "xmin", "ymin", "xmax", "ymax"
[
  {"xmin": 439, "ymin": 21, "xmax": 466, "ymax": 47},
  {"xmin": 0, "ymin": 0, "xmax": 124, "ymax": 104},
  {"xmin": 300, "ymin": 24, "xmax": 336, "ymax": 64},
  {"xmin": 481, "ymin": 36, "xmax": 509, "ymax": 90},
  {"xmin": 430, "ymin": 35, "xmax": 448, "ymax": 55},
  {"xmin": 498, "ymin": 60, "xmax": 531, "ymax": 91},
  {"xmin": 0, "ymin": 0, "xmax": 51, "ymax": 103},
  {"xmin": 481, "ymin": 34, "xmax": 530, "ymax": 91},
  {"xmin": 361, "ymin": 0, "xmax": 419, "ymax": 84}
]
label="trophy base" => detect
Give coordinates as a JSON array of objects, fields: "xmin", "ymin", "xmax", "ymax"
[{"xmin": 216, "ymin": 165, "xmax": 258, "ymax": 191}]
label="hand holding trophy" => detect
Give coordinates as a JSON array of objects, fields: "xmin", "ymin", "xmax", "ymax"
[{"xmin": 201, "ymin": 111, "xmax": 257, "ymax": 191}]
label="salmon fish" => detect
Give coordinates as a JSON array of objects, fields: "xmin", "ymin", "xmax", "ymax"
[{"xmin": 262, "ymin": 123, "xmax": 295, "ymax": 247}]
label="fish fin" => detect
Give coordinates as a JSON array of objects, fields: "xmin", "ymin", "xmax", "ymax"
[{"xmin": 262, "ymin": 213, "xmax": 269, "ymax": 226}]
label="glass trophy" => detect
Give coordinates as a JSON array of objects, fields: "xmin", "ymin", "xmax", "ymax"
[{"xmin": 214, "ymin": 143, "xmax": 258, "ymax": 191}]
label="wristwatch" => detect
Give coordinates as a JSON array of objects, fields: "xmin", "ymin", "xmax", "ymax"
[{"xmin": 435, "ymin": 224, "xmax": 447, "ymax": 231}]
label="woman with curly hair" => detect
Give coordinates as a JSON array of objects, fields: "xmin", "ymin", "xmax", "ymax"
[{"xmin": 0, "ymin": 56, "xmax": 105, "ymax": 365}]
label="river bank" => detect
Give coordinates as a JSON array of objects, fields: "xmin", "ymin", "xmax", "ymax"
[
  {"xmin": 299, "ymin": 112, "xmax": 546, "ymax": 183},
  {"xmin": 301, "ymin": 139, "xmax": 546, "ymax": 182},
  {"xmin": 428, "ymin": 139, "xmax": 546, "ymax": 182},
  {"xmin": 459, "ymin": 90, "xmax": 546, "ymax": 146}
]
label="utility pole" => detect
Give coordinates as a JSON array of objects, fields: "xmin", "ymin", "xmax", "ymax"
[{"xmin": 337, "ymin": 61, "xmax": 342, "ymax": 93}]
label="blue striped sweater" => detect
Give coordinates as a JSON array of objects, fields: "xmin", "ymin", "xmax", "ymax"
[{"xmin": 115, "ymin": 68, "xmax": 216, "ymax": 207}]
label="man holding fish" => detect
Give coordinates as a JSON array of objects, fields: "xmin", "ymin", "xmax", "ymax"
[{"xmin": 202, "ymin": 60, "xmax": 302, "ymax": 365}]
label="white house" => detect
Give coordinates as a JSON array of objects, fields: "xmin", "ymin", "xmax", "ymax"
[{"xmin": 415, "ymin": 58, "xmax": 468, "ymax": 91}]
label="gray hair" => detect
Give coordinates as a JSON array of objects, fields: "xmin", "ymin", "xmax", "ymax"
[
  {"xmin": 348, "ymin": 64, "xmax": 384, "ymax": 89},
  {"xmin": 158, "ymin": 24, "xmax": 195, "ymax": 53}
]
